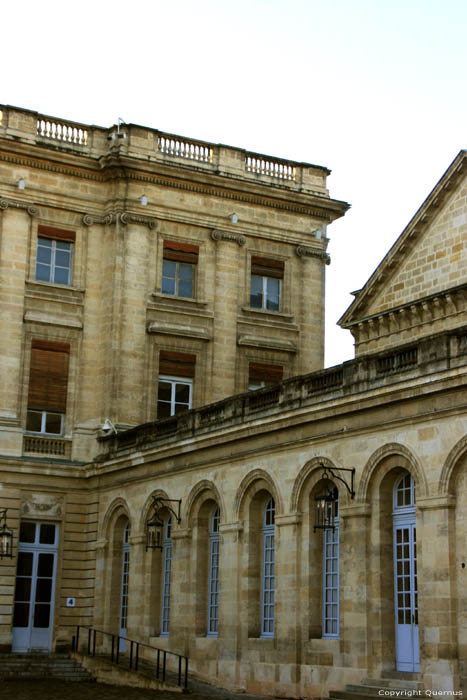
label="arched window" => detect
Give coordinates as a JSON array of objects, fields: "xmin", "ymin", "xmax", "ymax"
[
  {"xmin": 119, "ymin": 521, "xmax": 130, "ymax": 646},
  {"xmin": 261, "ymin": 498, "xmax": 275, "ymax": 637},
  {"xmin": 160, "ymin": 516, "xmax": 172, "ymax": 636},
  {"xmin": 207, "ymin": 506, "xmax": 220, "ymax": 636},
  {"xmin": 322, "ymin": 491, "xmax": 339, "ymax": 637}
]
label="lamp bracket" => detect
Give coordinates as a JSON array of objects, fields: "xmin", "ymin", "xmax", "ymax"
[
  {"xmin": 321, "ymin": 466, "xmax": 355, "ymax": 499},
  {"xmin": 149, "ymin": 496, "xmax": 182, "ymax": 524}
]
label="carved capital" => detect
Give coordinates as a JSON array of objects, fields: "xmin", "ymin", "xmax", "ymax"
[
  {"xmin": 211, "ymin": 229, "xmax": 246, "ymax": 246},
  {"xmin": 295, "ymin": 245, "xmax": 330, "ymax": 264},
  {"xmin": 82, "ymin": 213, "xmax": 114, "ymax": 226},
  {"xmin": 0, "ymin": 198, "xmax": 38, "ymax": 216},
  {"xmin": 119, "ymin": 212, "xmax": 158, "ymax": 230}
]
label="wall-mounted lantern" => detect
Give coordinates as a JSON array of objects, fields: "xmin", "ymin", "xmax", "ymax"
[
  {"xmin": 0, "ymin": 509, "xmax": 13, "ymax": 558},
  {"xmin": 314, "ymin": 465, "xmax": 355, "ymax": 532},
  {"xmin": 146, "ymin": 497, "xmax": 181, "ymax": 551}
]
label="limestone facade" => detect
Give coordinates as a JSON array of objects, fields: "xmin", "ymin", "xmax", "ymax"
[{"xmin": 0, "ymin": 106, "xmax": 467, "ymax": 698}]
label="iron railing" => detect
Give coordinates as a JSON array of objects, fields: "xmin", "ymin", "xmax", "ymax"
[{"xmin": 72, "ymin": 625, "xmax": 188, "ymax": 689}]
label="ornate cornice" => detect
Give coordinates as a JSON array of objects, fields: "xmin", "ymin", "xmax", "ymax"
[
  {"xmin": 211, "ymin": 229, "xmax": 246, "ymax": 246},
  {"xmin": 0, "ymin": 197, "xmax": 38, "ymax": 216},
  {"xmin": 295, "ymin": 245, "xmax": 330, "ymax": 264},
  {"xmin": 82, "ymin": 211, "xmax": 158, "ymax": 229}
]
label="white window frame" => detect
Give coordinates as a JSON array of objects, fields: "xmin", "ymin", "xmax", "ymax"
[
  {"xmin": 120, "ymin": 521, "xmax": 131, "ymax": 633},
  {"xmin": 35, "ymin": 237, "xmax": 73, "ymax": 286},
  {"xmin": 25, "ymin": 410, "xmax": 64, "ymax": 436},
  {"xmin": 251, "ymin": 275, "xmax": 282, "ymax": 312},
  {"xmin": 157, "ymin": 376, "xmax": 193, "ymax": 417},
  {"xmin": 160, "ymin": 517, "xmax": 172, "ymax": 636},
  {"xmin": 161, "ymin": 259, "xmax": 195, "ymax": 299},
  {"xmin": 248, "ymin": 380, "xmax": 266, "ymax": 392},
  {"xmin": 207, "ymin": 506, "xmax": 220, "ymax": 637},
  {"xmin": 322, "ymin": 515, "xmax": 339, "ymax": 638},
  {"xmin": 261, "ymin": 498, "xmax": 275, "ymax": 638}
]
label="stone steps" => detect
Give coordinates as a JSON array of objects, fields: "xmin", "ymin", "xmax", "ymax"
[
  {"xmin": 326, "ymin": 676, "xmax": 424, "ymax": 700},
  {"xmin": 0, "ymin": 653, "xmax": 95, "ymax": 682}
]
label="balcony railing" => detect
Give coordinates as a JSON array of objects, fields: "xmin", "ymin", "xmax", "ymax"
[
  {"xmin": 23, "ymin": 435, "xmax": 72, "ymax": 458},
  {"xmin": 37, "ymin": 118, "xmax": 88, "ymax": 146},
  {"xmin": 158, "ymin": 134, "xmax": 212, "ymax": 162},
  {"xmin": 245, "ymin": 154, "xmax": 296, "ymax": 181}
]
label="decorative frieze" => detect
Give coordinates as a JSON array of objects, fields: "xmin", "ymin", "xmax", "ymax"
[
  {"xmin": 0, "ymin": 197, "xmax": 38, "ymax": 216},
  {"xmin": 211, "ymin": 229, "xmax": 246, "ymax": 246},
  {"xmin": 20, "ymin": 492, "xmax": 64, "ymax": 518},
  {"xmin": 82, "ymin": 211, "xmax": 158, "ymax": 229},
  {"xmin": 295, "ymin": 245, "xmax": 330, "ymax": 264}
]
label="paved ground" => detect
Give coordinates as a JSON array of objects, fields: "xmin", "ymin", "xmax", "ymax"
[{"xmin": 1, "ymin": 679, "xmax": 269, "ymax": 700}]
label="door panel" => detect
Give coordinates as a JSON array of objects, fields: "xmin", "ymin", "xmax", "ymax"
[{"xmin": 394, "ymin": 523, "xmax": 419, "ymax": 671}]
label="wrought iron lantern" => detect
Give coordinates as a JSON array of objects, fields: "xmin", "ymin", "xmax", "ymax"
[
  {"xmin": 314, "ymin": 465, "xmax": 356, "ymax": 532},
  {"xmin": 0, "ymin": 509, "xmax": 13, "ymax": 558},
  {"xmin": 146, "ymin": 497, "xmax": 181, "ymax": 551}
]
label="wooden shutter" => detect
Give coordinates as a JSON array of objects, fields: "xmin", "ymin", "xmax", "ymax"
[
  {"xmin": 251, "ymin": 257, "xmax": 284, "ymax": 279},
  {"xmin": 28, "ymin": 340, "xmax": 70, "ymax": 412},
  {"xmin": 163, "ymin": 240, "xmax": 198, "ymax": 264},
  {"xmin": 159, "ymin": 351, "xmax": 196, "ymax": 378},
  {"xmin": 38, "ymin": 225, "xmax": 76, "ymax": 243},
  {"xmin": 249, "ymin": 362, "xmax": 283, "ymax": 384}
]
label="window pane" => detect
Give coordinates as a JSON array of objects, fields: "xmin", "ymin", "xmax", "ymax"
[
  {"xmin": 33, "ymin": 603, "xmax": 50, "ymax": 628},
  {"xmin": 175, "ymin": 383, "xmax": 190, "ymax": 403},
  {"xmin": 37, "ymin": 246, "xmax": 52, "ymax": 263},
  {"xmin": 37, "ymin": 553, "xmax": 54, "ymax": 578},
  {"xmin": 17, "ymin": 551, "xmax": 34, "ymax": 575},
  {"xmin": 26, "ymin": 411, "xmax": 43, "ymax": 432},
  {"xmin": 19, "ymin": 522, "xmax": 36, "ymax": 544},
  {"xmin": 40, "ymin": 523, "xmax": 56, "ymax": 545},
  {"xmin": 158, "ymin": 381, "xmax": 172, "ymax": 402},
  {"xmin": 14, "ymin": 577, "xmax": 32, "ymax": 602},
  {"xmin": 162, "ymin": 260, "xmax": 176, "ymax": 277},
  {"xmin": 178, "ymin": 280, "xmax": 193, "ymax": 298},
  {"xmin": 157, "ymin": 402, "xmax": 172, "ymax": 419},
  {"xmin": 174, "ymin": 403, "xmax": 189, "ymax": 415},
  {"xmin": 13, "ymin": 602, "xmax": 30, "ymax": 627},
  {"xmin": 36, "ymin": 263, "xmax": 51, "ymax": 282},
  {"xmin": 266, "ymin": 278, "xmax": 280, "ymax": 311},
  {"xmin": 161, "ymin": 277, "xmax": 176, "ymax": 295},
  {"xmin": 250, "ymin": 275, "xmax": 263, "ymax": 308},
  {"xmin": 162, "ymin": 261, "xmax": 176, "ymax": 295},
  {"xmin": 54, "ymin": 249, "xmax": 71, "ymax": 267},
  {"xmin": 35, "ymin": 578, "xmax": 53, "ymax": 603},
  {"xmin": 178, "ymin": 264, "xmax": 193, "ymax": 281},
  {"xmin": 53, "ymin": 266, "xmax": 70, "ymax": 285},
  {"xmin": 45, "ymin": 413, "xmax": 62, "ymax": 434}
]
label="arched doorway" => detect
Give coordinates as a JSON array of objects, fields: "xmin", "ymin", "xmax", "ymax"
[{"xmin": 393, "ymin": 472, "xmax": 419, "ymax": 672}]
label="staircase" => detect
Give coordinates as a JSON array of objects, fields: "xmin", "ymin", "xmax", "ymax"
[
  {"xmin": 328, "ymin": 673, "xmax": 423, "ymax": 700},
  {"xmin": 0, "ymin": 652, "xmax": 95, "ymax": 681}
]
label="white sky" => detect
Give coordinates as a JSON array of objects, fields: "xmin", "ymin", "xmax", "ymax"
[{"xmin": 3, "ymin": 0, "xmax": 466, "ymax": 367}]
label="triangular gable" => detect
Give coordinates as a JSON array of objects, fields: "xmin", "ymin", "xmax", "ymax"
[{"xmin": 339, "ymin": 150, "xmax": 467, "ymax": 329}]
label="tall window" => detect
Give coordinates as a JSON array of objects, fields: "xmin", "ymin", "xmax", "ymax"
[
  {"xmin": 35, "ymin": 226, "xmax": 75, "ymax": 286},
  {"xmin": 207, "ymin": 507, "xmax": 220, "ymax": 636},
  {"xmin": 157, "ymin": 351, "xmax": 195, "ymax": 418},
  {"xmin": 161, "ymin": 241, "xmax": 198, "ymax": 298},
  {"xmin": 250, "ymin": 257, "xmax": 283, "ymax": 312},
  {"xmin": 322, "ymin": 501, "xmax": 339, "ymax": 637},
  {"xmin": 261, "ymin": 498, "xmax": 275, "ymax": 637},
  {"xmin": 120, "ymin": 521, "xmax": 130, "ymax": 636},
  {"xmin": 26, "ymin": 340, "xmax": 70, "ymax": 435},
  {"xmin": 160, "ymin": 517, "xmax": 172, "ymax": 636},
  {"xmin": 248, "ymin": 362, "xmax": 283, "ymax": 391}
]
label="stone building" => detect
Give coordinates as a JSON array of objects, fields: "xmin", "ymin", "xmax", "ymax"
[{"xmin": 0, "ymin": 105, "xmax": 466, "ymax": 698}]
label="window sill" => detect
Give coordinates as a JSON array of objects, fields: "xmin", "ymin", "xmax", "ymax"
[
  {"xmin": 152, "ymin": 292, "xmax": 209, "ymax": 307},
  {"xmin": 241, "ymin": 306, "xmax": 294, "ymax": 321},
  {"xmin": 27, "ymin": 279, "xmax": 85, "ymax": 293}
]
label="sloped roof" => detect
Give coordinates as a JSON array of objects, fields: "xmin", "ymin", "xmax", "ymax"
[{"xmin": 339, "ymin": 150, "xmax": 467, "ymax": 328}]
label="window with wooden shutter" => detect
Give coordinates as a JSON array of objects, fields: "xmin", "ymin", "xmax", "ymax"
[
  {"xmin": 248, "ymin": 362, "xmax": 283, "ymax": 391},
  {"xmin": 250, "ymin": 257, "xmax": 283, "ymax": 311},
  {"xmin": 161, "ymin": 241, "xmax": 198, "ymax": 298},
  {"xmin": 26, "ymin": 340, "xmax": 70, "ymax": 435},
  {"xmin": 157, "ymin": 351, "xmax": 195, "ymax": 418}
]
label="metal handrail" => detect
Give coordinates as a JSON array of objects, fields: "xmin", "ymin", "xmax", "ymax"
[{"xmin": 72, "ymin": 625, "xmax": 188, "ymax": 689}]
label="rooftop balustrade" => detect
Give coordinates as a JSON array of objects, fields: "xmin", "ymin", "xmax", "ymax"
[{"xmin": 0, "ymin": 104, "xmax": 329, "ymax": 194}]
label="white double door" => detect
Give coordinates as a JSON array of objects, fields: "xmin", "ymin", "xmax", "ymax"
[
  {"xmin": 393, "ymin": 519, "xmax": 419, "ymax": 672},
  {"xmin": 12, "ymin": 532, "xmax": 57, "ymax": 652}
]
